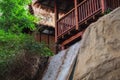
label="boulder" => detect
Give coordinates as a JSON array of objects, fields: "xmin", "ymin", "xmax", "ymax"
[{"xmin": 74, "ymin": 7, "xmax": 120, "ymax": 80}]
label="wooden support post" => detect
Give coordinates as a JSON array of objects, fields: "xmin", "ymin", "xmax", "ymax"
[
  {"xmin": 48, "ymin": 30, "xmax": 50, "ymax": 48},
  {"xmin": 54, "ymin": 0, "xmax": 59, "ymax": 53},
  {"xmin": 54, "ymin": 0, "xmax": 59, "ymax": 43},
  {"xmin": 101, "ymin": 0, "xmax": 106, "ymax": 13},
  {"xmin": 74, "ymin": 0, "xmax": 79, "ymax": 30}
]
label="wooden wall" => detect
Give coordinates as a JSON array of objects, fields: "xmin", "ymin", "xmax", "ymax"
[{"xmin": 35, "ymin": 32, "xmax": 56, "ymax": 54}]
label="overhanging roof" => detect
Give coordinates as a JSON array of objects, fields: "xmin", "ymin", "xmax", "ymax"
[{"xmin": 33, "ymin": 0, "xmax": 75, "ymax": 13}]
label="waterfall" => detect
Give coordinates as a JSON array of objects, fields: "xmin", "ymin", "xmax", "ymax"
[{"xmin": 42, "ymin": 41, "xmax": 81, "ymax": 80}]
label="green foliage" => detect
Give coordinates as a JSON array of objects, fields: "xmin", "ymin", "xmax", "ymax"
[
  {"xmin": 0, "ymin": 0, "xmax": 36, "ymax": 32},
  {"xmin": 0, "ymin": 30, "xmax": 53, "ymax": 60},
  {"xmin": 0, "ymin": 30, "xmax": 53, "ymax": 79},
  {"xmin": 104, "ymin": 8, "xmax": 112, "ymax": 15},
  {"xmin": 23, "ymin": 38, "xmax": 53, "ymax": 56},
  {"xmin": 0, "ymin": 0, "xmax": 53, "ymax": 79}
]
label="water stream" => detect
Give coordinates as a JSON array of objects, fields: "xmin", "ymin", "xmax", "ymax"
[{"xmin": 42, "ymin": 41, "xmax": 81, "ymax": 80}]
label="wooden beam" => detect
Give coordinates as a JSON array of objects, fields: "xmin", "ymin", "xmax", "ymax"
[
  {"xmin": 74, "ymin": 0, "xmax": 79, "ymax": 30},
  {"xmin": 101, "ymin": 0, "xmax": 106, "ymax": 13},
  {"xmin": 54, "ymin": 0, "xmax": 59, "ymax": 43},
  {"xmin": 61, "ymin": 31, "xmax": 84, "ymax": 46}
]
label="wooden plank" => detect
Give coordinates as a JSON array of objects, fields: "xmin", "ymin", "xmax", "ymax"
[
  {"xmin": 89, "ymin": 0, "xmax": 92, "ymax": 15},
  {"xmin": 86, "ymin": 1, "xmax": 89, "ymax": 17},
  {"xmin": 87, "ymin": 1, "xmax": 90, "ymax": 16},
  {"xmin": 91, "ymin": 0, "xmax": 94, "ymax": 13},
  {"xmin": 54, "ymin": 0, "xmax": 58, "ymax": 43},
  {"xmin": 74, "ymin": 0, "xmax": 79, "ymax": 30},
  {"xmin": 85, "ymin": 2, "xmax": 87, "ymax": 19},
  {"xmin": 81, "ymin": 4, "xmax": 83, "ymax": 20},
  {"xmin": 78, "ymin": 5, "xmax": 81, "ymax": 22},
  {"xmin": 61, "ymin": 30, "xmax": 84, "ymax": 46},
  {"xmin": 82, "ymin": 4, "xmax": 85, "ymax": 21},
  {"xmin": 101, "ymin": 0, "xmax": 106, "ymax": 13}
]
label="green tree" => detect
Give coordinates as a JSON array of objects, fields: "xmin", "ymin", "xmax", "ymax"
[
  {"xmin": 0, "ymin": 0, "xmax": 53, "ymax": 80},
  {"xmin": 0, "ymin": 0, "xmax": 36, "ymax": 32}
]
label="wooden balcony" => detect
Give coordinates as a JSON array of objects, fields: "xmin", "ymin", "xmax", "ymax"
[{"xmin": 55, "ymin": 0, "xmax": 120, "ymax": 49}]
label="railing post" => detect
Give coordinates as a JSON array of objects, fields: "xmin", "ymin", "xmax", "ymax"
[
  {"xmin": 54, "ymin": 0, "xmax": 59, "ymax": 54},
  {"xmin": 101, "ymin": 0, "xmax": 107, "ymax": 13},
  {"xmin": 74, "ymin": 0, "xmax": 79, "ymax": 30},
  {"xmin": 54, "ymin": 0, "xmax": 59, "ymax": 43}
]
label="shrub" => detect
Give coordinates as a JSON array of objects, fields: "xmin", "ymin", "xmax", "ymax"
[
  {"xmin": 0, "ymin": 30, "xmax": 53, "ymax": 80},
  {"xmin": 0, "ymin": 0, "xmax": 36, "ymax": 32},
  {"xmin": 0, "ymin": 0, "xmax": 53, "ymax": 79}
]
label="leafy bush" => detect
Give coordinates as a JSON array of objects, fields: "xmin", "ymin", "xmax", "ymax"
[
  {"xmin": 0, "ymin": 0, "xmax": 53, "ymax": 79},
  {"xmin": 0, "ymin": 30, "xmax": 53, "ymax": 79},
  {"xmin": 0, "ymin": 0, "xmax": 36, "ymax": 32},
  {"xmin": 104, "ymin": 8, "xmax": 112, "ymax": 15}
]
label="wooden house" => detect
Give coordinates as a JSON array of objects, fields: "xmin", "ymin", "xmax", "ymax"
[
  {"xmin": 28, "ymin": 2, "xmax": 57, "ymax": 53},
  {"xmin": 33, "ymin": 0, "xmax": 120, "ymax": 51},
  {"xmin": 22, "ymin": 25, "xmax": 56, "ymax": 53},
  {"xmin": 34, "ymin": 25, "xmax": 55, "ymax": 53}
]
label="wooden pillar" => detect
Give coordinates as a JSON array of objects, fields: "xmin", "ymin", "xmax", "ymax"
[
  {"xmin": 101, "ymin": 0, "xmax": 107, "ymax": 13},
  {"xmin": 48, "ymin": 30, "xmax": 50, "ymax": 48},
  {"xmin": 54, "ymin": 0, "xmax": 59, "ymax": 54},
  {"xmin": 54, "ymin": 0, "xmax": 59, "ymax": 43},
  {"xmin": 74, "ymin": 0, "xmax": 79, "ymax": 30}
]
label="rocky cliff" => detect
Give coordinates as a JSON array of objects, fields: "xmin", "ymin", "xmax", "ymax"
[{"xmin": 73, "ymin": 7, "xmax": 120, "ymax": 80}]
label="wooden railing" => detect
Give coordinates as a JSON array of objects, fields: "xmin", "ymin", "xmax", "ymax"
[
  {"xmin": 78, "ymin": 0, "xmax": 101, "ymax": 23},
  {"xmin": 56, "ymin": 0, "xmax": 120, "ymax": 40},
  {"xmin": 57, "ymin": 8, "xmax": 75, "ymax": 37},
  {"xmin": 106, "ymin": 0, "xmax": 120, "ymax": 10}
]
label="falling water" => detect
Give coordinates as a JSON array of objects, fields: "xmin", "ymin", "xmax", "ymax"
[{"xmin": 42, "ymin": 41, "xmax": 81, "ymax": 80}]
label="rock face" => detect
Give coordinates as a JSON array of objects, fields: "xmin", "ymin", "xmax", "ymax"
[
  {"xmin": 6, "ymin": 53, "xmax": 48, "ymax": 80},
  {"xmin": 74, "ymin": 7, "xmax": 120, "ymax": 80}
]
